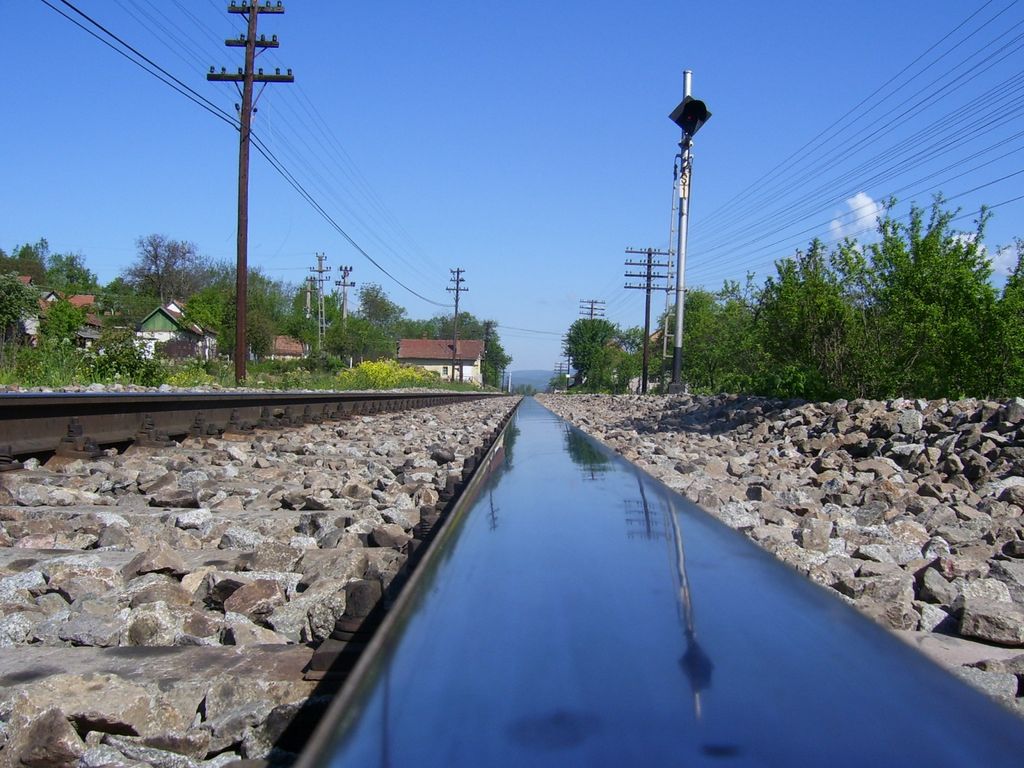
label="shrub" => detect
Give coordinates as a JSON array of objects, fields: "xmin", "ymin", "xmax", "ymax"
[
  {"xmin": 336, "ymin": 360, "xmax": 443, "ymax": 390},
  {"xmin": 87, "ymin": 328, "xmax": 164, "ymax": 386}
]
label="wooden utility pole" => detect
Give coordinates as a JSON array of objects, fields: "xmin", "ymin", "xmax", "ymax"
[
  {"xmin": 578, "ymin": 298, "xmax": 606, "ymax": 319},
  {"xmin": 208, "ymin": 1, "xmax": 293, "ymax": 384},
  {"xmin": 625, "ymin": 247, "xmax": 671, "ymax": 394},
  {"xmin": 447, "ymin": 269, "xmax": 467, "ymax": 382}
]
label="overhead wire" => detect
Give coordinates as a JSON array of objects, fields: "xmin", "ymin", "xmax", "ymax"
[
  {"xmin": 691, "ymin": 0, "xmax": 1021, "ymax": 244},
  {"xmin": 41, "ymin": 0, "xmax": 451, "ymax": 309}
]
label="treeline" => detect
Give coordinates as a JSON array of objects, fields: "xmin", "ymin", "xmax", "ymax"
[
  {"xmin": 560, "ymin": 200, "xmax": 1023, "ymax": 400},
  {"xmin": 0, "ymin": 235, "xmax": 511, "ymax": 387},
  {"xmin": 680, "ymin": 201, "xmax": 1023, "ymax": 401}
]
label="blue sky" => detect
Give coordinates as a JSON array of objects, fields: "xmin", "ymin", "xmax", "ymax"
[{"xmin": 4, "ymin": 1, "xmax": 1023, "ymax": 372}]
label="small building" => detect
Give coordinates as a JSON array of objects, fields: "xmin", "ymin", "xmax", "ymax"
[
  {"xmin": 397, "ymin": 339, "xmax": 484, "ymax": 384},
  {"xmin": 23, "ymin": 288, "xmax": 101, "ymax": 348},
  {"xmin": 137, "ymin": 300, "xmax": 217, "ymax": 360},
  {"xmin": 269, "ymin": 335, "xmax": 308, "ymax": 360}
]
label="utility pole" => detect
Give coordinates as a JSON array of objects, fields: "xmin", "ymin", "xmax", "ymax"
[
  {"xmin": 309, "ymin": 253, "xmax": 330, "ymax": 352},
  {"xmin": 208, "ymin": 0, "xmax": 293, "ymax": 384},
  {"xmin": 554, "ymin": 361, "xmax": 570, "ymax": 391},
  {"xmin": 667, "ymin": 69, "xmax": 711, "ymax": 392},
  {"xmin": 578, "ymin": 299, "xmax": 606, "ymax": 319},
  {"xmin": 625, "ymin": 246, "xmax": 671, "ymax": 394},
  {"xmin": 447, "ymin": 268, "xmax": 467, "ymax": 382},
  {"xmin": 334, "ymin": 265, "xmax": 355, "ymax": 323},
  {"xmin": 304, "ymin": 276, "xmax": 313, "ymax": 320}
]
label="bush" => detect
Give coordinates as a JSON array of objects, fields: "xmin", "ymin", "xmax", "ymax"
[
  {"xmin": 165, "ymin": 358, "xmax": 216, "ymax": 387},
  {"xmin": 336, "ymin": 360, "xmax": 443, "ymax": 390},
  {"xmin": 87, "ymin": 328, "xmax": 164, "ymax": 386}
]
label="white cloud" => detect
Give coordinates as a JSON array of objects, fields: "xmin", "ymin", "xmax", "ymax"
[
  {"xmin": 992, "ymin": 244, "xmax": 1020, "ymax": 278},
  {"xmin": 830, "ymin": 192, "xmax": 883, "ymax": 241}
]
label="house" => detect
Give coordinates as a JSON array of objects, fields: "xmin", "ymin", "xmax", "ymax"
[
  {"xmin": 136, "ymin": 300, "xmax": 218, "ymax": 360},
  {"xmin": 270, "ymin": 335, "xmax": 308, "ymax": 360},
  {"xmin": 22, "ymin": 286, "xmax": 102, "ymax": 348},
  {"xmin": 397, "ymin": 339, "xmax": 484, "ymax": 384}
]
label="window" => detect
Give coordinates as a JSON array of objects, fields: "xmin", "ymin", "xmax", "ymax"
[{"xmin": 442, "ymin": 366, "xmax": 448, "ymax": 376}]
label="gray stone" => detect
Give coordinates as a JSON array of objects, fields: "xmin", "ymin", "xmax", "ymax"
[
  {"xmin": 10, "ymin": 707, "xmax": 85, "ymax": 768},
  {"xmin": 952, "ymin": 666, "xmax": 1018, "ymax": 702},
  {"xmin": 0, "ymin": 613, "xmax": 36, "ymax": 646},
  {"xmin": 122, "ymin": 544, "xmax": 188, "ymax": 580},
  {"xmin": 918, "ymin": 567, "xmax": 957, "ymax": 605},
  {"xmin": 958, "ymin": 597, "xmax": 1024, "ymax": 645}
]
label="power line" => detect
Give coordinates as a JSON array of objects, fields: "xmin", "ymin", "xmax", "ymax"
[{"xmin": 40, "ymin": 0, "xmax": 451, "ymax": 310}]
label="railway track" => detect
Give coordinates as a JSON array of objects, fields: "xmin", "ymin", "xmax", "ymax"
[
  {"xmin": 0, "ymin": 389, "xmax": 499, "ymax": 462},
  {"xmin": 294, "ymin": 397, "xmax": 1024, "ymax": 767},
  {"xmin": 3, "ymin": 392, "xmax": 1024, "ymax": 766},
  {"xmin": 0, "ymin": 390, "xmax": 518, "ymax": 767}
]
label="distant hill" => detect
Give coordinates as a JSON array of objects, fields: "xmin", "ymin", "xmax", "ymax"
[{"xmin": 508, "ymin": 369, "xmax": 559, "ymax": 392}]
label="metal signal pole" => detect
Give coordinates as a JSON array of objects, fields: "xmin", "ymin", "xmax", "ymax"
[
  {"xmin": 447, "ymin": 269, "xmax": 467, "ymax": 382},
  {"xmin": 668, "ymin": 70, "xmax": 711, "ymax": 391},
  {"xmin": 208, "ymin": 1, "xmax": 293, "ymax": 384},
  {"xmin": 625, "ymin": 246, "xmax": 671, "ymax": 394},
  {"xmin": 310, "ymin": 253, "xmax": 330, "ymax": 352}
]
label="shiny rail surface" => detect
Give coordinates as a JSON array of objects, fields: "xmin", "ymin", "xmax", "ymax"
[
  {"xmin": 295, "ymin": 397, "xmax": 1024, "ymax": 767},
  {"xmin": 0, "ymin": 390, "xmax": 498, "ymax": 458}
]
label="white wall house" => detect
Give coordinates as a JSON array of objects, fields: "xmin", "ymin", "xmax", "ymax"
[{"xmin": 397, "ymin": 339, "xmax": 485, "ymax": 385}]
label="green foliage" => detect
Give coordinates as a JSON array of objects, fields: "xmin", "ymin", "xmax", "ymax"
[
  {"xmin": 40, "ymin": 299, "xmax": 87, "ymax": 345},
  {"xmin": 325, "ymin": 316, "xmax": 395, "ymax": 363},
  {"xmin": 87, "ymin": 328, "xmax": 164, "ymax": 386},
  {"xmin": 14, "ymin": 340, "xmax": 86, "ymax": 387},
  {"xmin": 567, "ymin": 198, "xmax": 1021, "ymax": 400},
  {"xmin": 164, "ymin": 358, "xmax": 217, "ymax": 387},
  {"xmin": 357, "ymin": 283, "xmax": 405, "ymax": 331},
  {"xmin": 45, "ymin": 252, "xmax": 98, "ymax": 294},
  {"xmin": 994, "ymin": 240, "xmax": 1024, "ymax": 395},
  {"xmin": 563, "ymin": 318, "xmax": 620, "ymax": 387},
  {"xmin": 0, "ymin": 239, "xmax": 48, "ymax": 283},
  {"xmin": 867, "ymin": 201, "xmax": 997, "ymax": 398},
  {"xmin": 336, "ymin": 359, "xmax": 444, "ymax": 390},
  {"xmin": 0, "ymin": 272, "xmax": 40, "ymax": 364}
]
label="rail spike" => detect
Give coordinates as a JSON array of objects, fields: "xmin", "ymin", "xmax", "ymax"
[
  {"xmin": 56, "ymin": 417, "xmax": 103, "ymax": 459},
  {"xmin": 0, "ymin": 444, "xmax": 23, "ymax": 472},
  {"xmin": 134, "ymin": 414, "xmax": 175, "ymax": 448}
]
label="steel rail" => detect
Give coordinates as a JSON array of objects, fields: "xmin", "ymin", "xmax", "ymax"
[
  {"xmin": 293, "ymin": 397, "xmax": 1024, "ymax": 767},
  {"xmin": 0, "ymin": 390, "xmax": 502, "ymax": 460}
]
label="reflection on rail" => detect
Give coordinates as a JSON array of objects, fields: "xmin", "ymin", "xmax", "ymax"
[{"xmin": 295, "ymin": 397, "xmax": 1024, "ymax": 767}]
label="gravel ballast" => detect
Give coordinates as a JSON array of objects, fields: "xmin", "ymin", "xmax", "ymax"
[{"xmin": 0, "ymin": 394, "xmax": 519, "ymax": 767}]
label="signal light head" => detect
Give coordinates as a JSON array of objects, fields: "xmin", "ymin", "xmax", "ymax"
[{"xmin": 669, "ymin": 95, "xmax": 711, "ymax": 137}]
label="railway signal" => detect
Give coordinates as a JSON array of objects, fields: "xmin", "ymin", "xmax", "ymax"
[{"xmin": 668, "ymin": 70, "xmax": 711, "ymax": 391}]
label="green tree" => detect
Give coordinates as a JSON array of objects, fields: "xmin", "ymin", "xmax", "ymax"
[
  {"xmin": 0, "ymin": 272, "xmax": 39, "ymax": 364},
  {"xmin": 214, "ymin": 269, "xmax": 292, "ymax": 359},
  {"xmin": 40, "ymin": 299, "xmax": 87, "ymax": 345},
  {"xmin": 867, "ymin": 200, "xmax": 997, "ymax": 398},
  {"xmin": 357, "ymin": 283, "xmax": 405, "ymax": 332},
  {"xmin": 325, "ymin": 316, "xmax": 395, "ymax": 363},
  {"xmin": 563, "ymin": 318, "xmax": 620, "ymax": 388},
  {"xmin": 45, "ymin": 252, "xmax": 99, "ymax": 294},
  {"xmin": 755, "ymin": 239, "xmax": 854, "ymax": 399},
  {"xmin": 994, "ymin": 240, "xmax": 1024, "ymax": 396},
  {"xmin": 0, "ymin": 239, "xmax": 49, "ymax": 283}
]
